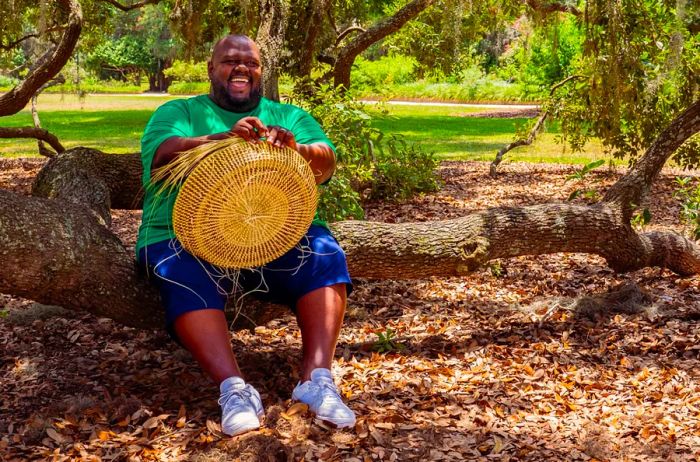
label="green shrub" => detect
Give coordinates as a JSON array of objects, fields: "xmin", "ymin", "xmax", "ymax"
[
  {"xmin": 47, "ymin": 78, "xmax": 149, "ymax": 94},
  {"xmin": 674, "ymin": 177, "xmax": 700, "ymax": 240},
  {"xmin": 0, "ymin": 74, "xmax": 19, "ymax": 90},
  {"xmin": 289, "ymin": 81, "xmax": 440, "ymax": 222},
  {"xmin": 164, "ymin": 60, "xmax": 209, "ymax": 83},
  {"xmin": 168, "ymin": 81, "xmax": 209, "ymax": 94},
  {"xmin": 351, "ymin": 55, "xmax": 417, "ymax": 93}
]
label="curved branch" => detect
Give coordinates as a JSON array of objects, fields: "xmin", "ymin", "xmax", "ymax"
[
  {"xmin": 333, "ymin": 0, "xmax": 436, "ymax": 88},
  {"xmin": 602, "ymin": 99, "xmax": 700, "ymax": 216},
  {"xmin": 335, "ymin": 26, "xmax": 366, "ymax": 46},
  {"xmin": 0, "ymin": 26, "xmax": 66, "ymax": 51},
  {"xmin": 99, "ymin": 0, "xmax": 160, "ymax": 11},
  {"xmin": 0, "ymin": 127, "xmax": 65, "ymax": 154},
  {"xmin": 525, "ymin": 0, "xmax": 582, "ymax": 16},
  {"xmin": 0, "ymin": 0, "xmax": 82, "ymax": 117},
  {"xmin": 490, "ymin": 75, "xmax": 584, "ymax": 176}
]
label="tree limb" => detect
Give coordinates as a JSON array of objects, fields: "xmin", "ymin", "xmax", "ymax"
[
  {"xmin": 333, "ymin": 0, "xmax": 436, "ymax": 88},
  {"xmin": 31, "ymin": 76, "xmax": 67, "ymax": 158},
  {"xmin": 0, "ymin": 26, "xmax": 66, "ymax": 51},
  {"xmin": 335, "ymin": 26, "xmax": 366, "ymax": 46},
  {"xmin": 490, "ymin": 75, "xmax": 584, "ymax": 176},
  {"xmin": 0, "ymin": 0, "xmax": 82, "ymax": 117},
  {"xmin": 525, "ymin": 0, "xmax": 582, "ymax": 17},
  {"xmin": 602, "ymin": 99, "xmax": 700, "ymax": 218},
  {"xmin": 99, "ymin": 0, "xmax": 161, "ymax": 11},
  {"xmin": 0, "ymin": 127, "xmax": 65, "ymax": 154}
]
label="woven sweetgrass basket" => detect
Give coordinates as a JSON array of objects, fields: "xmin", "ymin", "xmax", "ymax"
[{"xmin": 170, "ymin": 139, "xmax": 317, "ymax": 269}]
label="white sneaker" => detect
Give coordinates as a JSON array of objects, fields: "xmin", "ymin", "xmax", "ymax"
[
  {"xmin": 291, "ymin": 368, "xmax": 356, "ymax": 428},
  {"xmin": 218, "ymin": 376, "xmax": 264, "ymax": 436}
]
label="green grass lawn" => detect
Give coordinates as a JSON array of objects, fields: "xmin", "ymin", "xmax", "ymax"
[
  {"xmin": 0, "ymin": 94, "xmax": 607, "ymax": 165},
  {"xmin": 369, "ymin": 104, "xmax": 607, "ymax": 164},
  {"xmin": 0, "ymin": 94, "xmax": 177, "ymax": 156}
]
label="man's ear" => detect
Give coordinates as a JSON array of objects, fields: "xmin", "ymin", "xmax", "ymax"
[{"xmin": 207, "ymin": 60, "xmax": 214, "ymax": 78}]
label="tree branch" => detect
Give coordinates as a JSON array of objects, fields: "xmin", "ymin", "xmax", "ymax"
[
  {"xmin": 31, "ymin": 76, "xmax": 67, "ymax": 158},
  {"xmin": 490, "ymin": 75, "xmax": 584, "ymax": 176},
  {"xmin": 0, "ymin": 0, "xmax": 82, "ymax": 117},
  {"xmin": 333, "ymin": 0, "xmax": 436, "ymax": 88},
  {"xmin": 99, "ymin": 0, "xmax": 160, "ymax": 11},
  {"xmin": 335, "ymin": 26, "xmax": 366, "ymax": 46},
  {"xmin": 0, "ymin": 127, "xmax": 65, "ymax": 154},
  {"xmin": 525, "ymin": 0, "xmax": 582, "ymax": 17},
  {"xmin": 602, "ymin": 99, "xmax": 700, "ymax": 217},
  {"xmin": 0, "ymin": 26, "xmax": 66, "ymax": 51}
]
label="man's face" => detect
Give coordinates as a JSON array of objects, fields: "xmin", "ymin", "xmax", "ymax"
[{"xmin": 208, "ymin": 37, "xmax": 262, "ymax": 112}]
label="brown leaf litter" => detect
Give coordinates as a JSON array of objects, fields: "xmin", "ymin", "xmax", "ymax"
[{"xmin": 1, "ymin": 158, "xmax": 699, "ymax": 461}]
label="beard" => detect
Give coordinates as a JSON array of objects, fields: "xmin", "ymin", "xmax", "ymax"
[{"xmin": 210, "ymin": 79, "xmax": 262, "ymax": 113}]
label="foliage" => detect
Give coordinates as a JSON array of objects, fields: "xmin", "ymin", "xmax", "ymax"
[
  {"xmin": 288, "ymin": 81, "xmax": 439, "ymax": 221},
  {"xmin": 673, "ymin": 177, "xmax": 700, "ymax": 240},
  {"xmin": 565, "ymin": 159, "xmax": 605, "ymax": 201},
  {"xmin": 168, "ymin": 81, "xmax": 210, "ymax": 95},
  {"xmin": 351, "ymin": 55, "xmax": 418, "ymax": 92},
  {"xmin": 630, "ymin": 207, "xmax": 652, "ymax": 232},
  {"xmin": 495, "ymin": 15, "xmax": 584, "ymax": 99},
  {"xmin": 164, "ymin": 60, "xmax": 209, "ymax": 83},
  {"xmin": 87, "ymin": 37, "xmax": 152, "ymax": 82},
  {"xmin": 550, "ymin": 1, "xmax": 700, "ymax": 161},
  {"xmin": 85, "ymin": 3, "xmax": 179, "ymax": 89},
  {"xmin": 369, "ymin": 135, "xmax": 439, "ymax": 200},
  {"xmin": 672, "ymin": 133, "xmax": 700, "ymax": 170},
  {"xmin": 373, "ymin": 327, "xmax": 405, "ymax": 353}
]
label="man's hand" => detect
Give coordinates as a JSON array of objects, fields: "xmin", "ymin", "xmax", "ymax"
[
  {"xmin": 230, "ymin": 116, "xmax": 268, "ymax": 142},
  {"xmin": 266, "ymin": 125, "xmax": 298, "ymax": 150}
]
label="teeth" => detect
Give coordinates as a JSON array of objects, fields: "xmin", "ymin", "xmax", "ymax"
[{"xmin": 229, "ymin": 77, "xmax": 248, "ymax": 82}]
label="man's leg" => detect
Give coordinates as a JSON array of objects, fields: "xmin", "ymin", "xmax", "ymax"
[
  {"xmin": 141, "ymin": 240, "xmax": 264, "ymax": 436},
  {"xmin": 173, "ymin": 309, "xmax": 242, "ymax": 384},
  {"xmin": 291, "ymin": 283, "xmax": 355, "ymax": 427},
  {"xmin": 295, "ymin": 283, "xmax": 347, "ymax": 382}
]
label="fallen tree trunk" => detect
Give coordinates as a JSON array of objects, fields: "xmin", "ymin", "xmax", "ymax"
[{"xmin": 4, "ymin": 101, "xmax": 699, "ymax": 329}]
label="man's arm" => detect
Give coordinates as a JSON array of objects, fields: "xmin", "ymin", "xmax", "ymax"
[
  {"xmin": 296, "ymin": 142, "xmax": 336, "ymax": 185},
  {"xmin": 267, "ymin": 126, "xmax": 336, "ymax": 185},
  {"xmin": 151, "ymin": 117, "xmax": 268, "ymax": 171}
]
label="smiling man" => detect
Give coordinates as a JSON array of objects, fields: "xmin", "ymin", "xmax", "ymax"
[{"xmin": 136, "ymin": 35, "xmax": 356, "ymax": 436}]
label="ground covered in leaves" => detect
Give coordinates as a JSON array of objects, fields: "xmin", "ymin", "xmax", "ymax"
[{"xmin": 1, "ymin": 159, "xmax": 700, "ymax": 461}]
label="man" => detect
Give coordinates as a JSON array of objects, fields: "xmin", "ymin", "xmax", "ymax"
[{"xmin": 136, "ymin": 34, "xmax": 355, "ymax": 436}]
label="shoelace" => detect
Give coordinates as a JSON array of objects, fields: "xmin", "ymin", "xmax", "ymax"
[
  {"xmin": 313, "ymin": 379, "xmax": 344, "ymax": 404},
  {"xmin": 218, "ymin": 387, "xmax": 254, "ymax": 408}
]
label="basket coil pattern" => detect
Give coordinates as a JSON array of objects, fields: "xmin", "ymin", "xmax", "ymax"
[{"xmin": 172, "ymin": 142, "xmax": 318, "ymax": 269}]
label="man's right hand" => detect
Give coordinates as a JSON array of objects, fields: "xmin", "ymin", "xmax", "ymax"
[{"xmin": 230, "ymin": 116, "xmax": 268, "ymax": 143}]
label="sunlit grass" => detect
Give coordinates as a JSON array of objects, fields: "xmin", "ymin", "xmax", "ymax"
[
  {"xmin": 0, "ymin": 95, "xmax": 609, "ymax": 165},
  {"xmin": 368, "ymin": 104, "xmax": 610, "ymax": 165}
]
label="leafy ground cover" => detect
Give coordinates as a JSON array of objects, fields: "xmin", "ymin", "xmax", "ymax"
[{"xmin": 1, "ymin": 158, "xmax": 699, "ymax": 461}]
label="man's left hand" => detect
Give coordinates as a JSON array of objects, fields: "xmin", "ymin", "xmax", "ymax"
[{"xmin": 267, "ymin": 126, "xmax": 297, "ymax": 151}]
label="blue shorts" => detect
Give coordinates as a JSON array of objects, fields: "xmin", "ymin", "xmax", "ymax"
[{"xmin": 138, "ymin": 225, "xmax": 352, "ymax": 330}]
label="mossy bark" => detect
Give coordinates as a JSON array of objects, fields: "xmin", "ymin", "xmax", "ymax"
[{"xmin": 8, "ymin": 101, "xmax": 700, "ymax": 328}]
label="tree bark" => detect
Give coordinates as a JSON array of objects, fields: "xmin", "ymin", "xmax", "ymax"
[
  {"xmin": 4, "ymin": 99, "xmax": 699, "ymax": 329},
  {"xmin": 0, "ymin": 0, "xmax": 82, "ymax": 117},
  {"xmin": 332, "ymin": 0, "xmax": 435, "ymax": 89},
  {"xmin": 0, "ymin": 127, "xmax": 65, "ymax": 156},
  {"xmin": 255, "ymin": 0, "xmax": 289, "ymax": 101}
]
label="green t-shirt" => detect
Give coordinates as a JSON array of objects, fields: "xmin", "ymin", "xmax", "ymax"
[{"xmin": 136, "ymin": 95, "xmax": 335, "ymax": 256}]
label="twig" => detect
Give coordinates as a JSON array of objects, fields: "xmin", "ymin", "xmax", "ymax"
[
  {"xmin": 31, "ymin": 76, "xmax": 66, "ymax": 157},
  {"xmin": 490, "ymin": 75, "xmax": 584, "ymax": 176}
]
